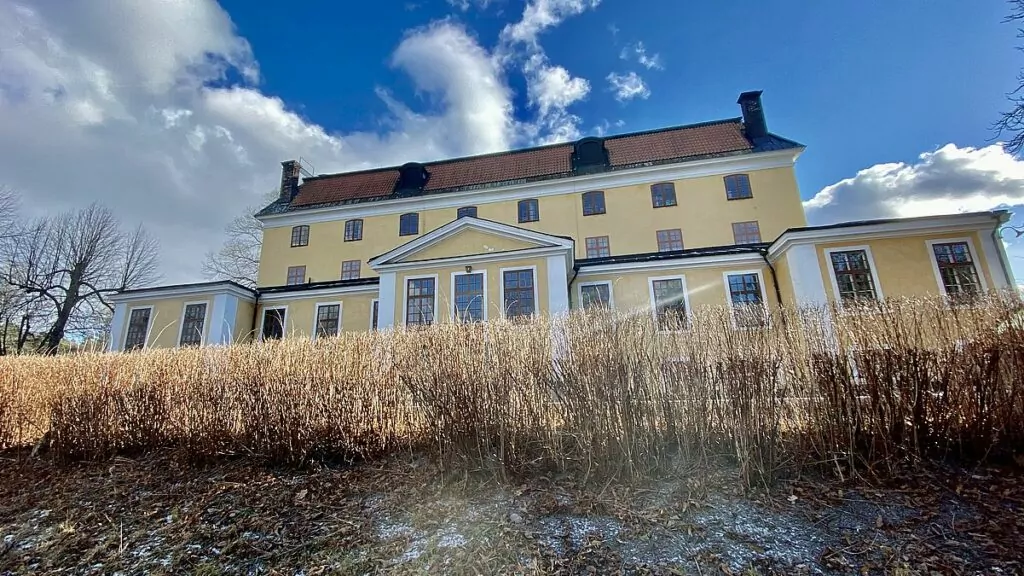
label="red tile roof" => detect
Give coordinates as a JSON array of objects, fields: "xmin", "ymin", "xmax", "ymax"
[{"xmin": 291, "ymin": 119, "xmax": 758, "ymax": 208}]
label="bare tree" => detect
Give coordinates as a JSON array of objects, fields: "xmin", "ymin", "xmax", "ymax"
[
  {"xmin": 201, "ymin": 193, "xmax": 273, "ymax": 289},
  {"xmin": 996, "ymin": 1, "xmax": 1024, "ymax": 154},
  {"xmin": 4, "ymin": 203, "xmax": 160, "ymax": 354}
]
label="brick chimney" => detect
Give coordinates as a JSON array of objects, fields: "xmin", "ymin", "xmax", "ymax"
[
  {"xmin": 737, "ymin": 91, "xmax": 767, "ymax": 141},
  {"xmin": 279, "ymin": 160, "xmax": 301, "ymax": 203}
]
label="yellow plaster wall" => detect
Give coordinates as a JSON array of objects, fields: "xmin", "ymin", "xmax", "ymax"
[
  {"xmin": 122, "ymin": 296, "xmax": 212, "ymax": 349},
  {"xmin": 256, "ymin": 291, "xmax": 377, "ymax": 338},
  {"xmin": 233, "ymin": 300, "xmax": 256, "ymax": 343},
  {"xmin": 771, "ymin": 255, "xmax": 795, "ymax": 307},
  {"xmin": 814, "ymin": 231, "xmax": 994, "ymax": 301},
  {"xmin": 257, "ymin": 166, "xmax": 804, "ymax": 287},
  {"xmin": 574, "ymin": 263, "xmax": 780, "ymax": 315},
  {"xmin": 395, "ymin": 256, "xmax": 552, "ymax": 324},
  {"xmin": 399, "ymin": 228, "xmax": 539, "ymax": 262}
]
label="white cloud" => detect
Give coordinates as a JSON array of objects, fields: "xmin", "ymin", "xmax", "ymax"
[
  {"xmin": 501, "ymin": 0, "xmax": 601, "ymax": 47},
  {"xmin": 619, "ymin": 41, "xmax": 663, "ymax": 70},
  {"xmin": 805, "ymin": 143, "xmax": 1024, "ymax": 283},
  {"xmin": 446, "ymin": 0, "xmax": 492, "ymax": 11},
  {"xmin": 593, "ymin": 118, "xmax": 625, "ymax": 137},
  {"xmin": 0, "ymin": 1, "xmax": 517, "ymax": 283},
  {"xmin": 499, "ymin": 0, "xmax": 599, "ymax": 143},
  {"xmin": 606, "ymin": 71, "xmax": 650, "ymax": 102},
  {"xmin": 804, "ymin": 144, "xmax": 1024, "ymax": 223}
]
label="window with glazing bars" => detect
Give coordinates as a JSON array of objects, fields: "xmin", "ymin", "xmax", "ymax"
[
  {"xmin": 179, "ymin": 303, "xmax": 207, "ymax": 346},
  {"xmin": 503, "ymin": 269, "xmax": 535, "ymax": 317},
  {"xmin": 457, "ymin": 206, "xmax": 478, "ymax": 219},
  {"xmin": 262, "ymin": 308, "xmax": 286, "ymax": 340},
  {"xmin": 580, "ymin": 283, "xmax": 611, "ymax": 309},
  {"xmin": 341, "ymin": 260, "xmax": 360, "ymax": 280},
  {"xmin": 124, "ymin": 308, "xmax": 151, "ymax": 351},
  {"xmin": 454, "ymin": 273, "xmax": 484, "ymax": 322},
  {"xmin": 726, "ymin": 273, "xmax": 767, "ymax": 327},
  {"xmin": 344, "ymin": 219, "xmax": 363, "ymax": 241},
  {"xmin": 724, "ymin": 174, "xmax": 753, "ymax": 200},
  {"xmin": 651, "ymin": 182, "xmax": 677, "ymax": 208},
  {"xmin": 518, "ymin": 199, "xmax": 540, "ymax": 223},
  {"xmin": 370, "ymin": 300, "xmax": 379, "ymax": 331},
  {"xmin": 315, "ymin": 304, "xmax": 341, "ymax": 338},
  {"xmin": 656, "ymin": 229, "xmax": 684, "ymax": 252},
  {"xmin": 290, "ymin": 225, "xmax": 309, "ymax": 247},
  {"xmin": 651, "ymin": 278, "xmax": 688, "ymax": 330},
  {"xmin": 585, "ymin": 236, "xmax": 610, "ymax": 258},
  {"xmin": 286, "ymin": 265, "xmax": 306, "ymax": 285},
  {"xmin": 932, "ymin": 242, "xmax": 981, "ymax": 299},
  {"xmin": 731, "ymin": 221, "xmax": 761, "ymax": 244},
  {"xmin": 581, "ymin": 191, "xmax": 606, "ymax": 216},
  {"xmin": 406, "ymin": 278, "xmax": 436, "ymax": 325},
  {"xmin": 830, "ymin": 250, "xmax": 877, "ymax": 302},
  {"xmin": 399, "ymin": 213, "xmax": 419, "ymax": 236}
]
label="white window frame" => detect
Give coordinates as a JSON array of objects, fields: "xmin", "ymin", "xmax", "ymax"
[
  {"xmin": 924, "ymin": 237, "xmax": 988, "ymax": 297},
  {"xmin": 722, "ymin": 269, "xmax": 770, "ymax": 329},
  {"xmin": 450, "ymin": 269, "xmax": 488, "ymax": 322},
  {"xmin": 123, "ymin": 305, "xmax": 154, "ymax": 350},
  {"xmin": 499, "ymin": 265, "xmax": 540, "ymax": 319},
  {"xmin": 402, "ymin": 273, "xmax": 440, "ymax": 326},
  {"xmin": 647, "ymin": 275, "xmax": 692, "ymax": 332},
  {"xmin": 370, "ymin": 299, "xmax": 379, "ymax": 331},
  {"xmin": 312, "ymin": 301, "xmax": 343, "ymax": 339},
  {"xmin": 176, "ymin": 300, "xmax": 210, "ymax": 347},
  {"xmin": 577, "ymin": 280, "xmax": 615, "ymax": 310},
  {"xmin": 823, "ymin": 245, "xmax": 884, "ymax": 307},
  {"xmin": 259, "ymin": 305, "xmax": 289, "ymax": 341}
]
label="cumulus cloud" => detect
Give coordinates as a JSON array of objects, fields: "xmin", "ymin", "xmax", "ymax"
[
  {"xmin": 804, "ymin": 144, "xmax": 1024, "ymax": 223},
  {"xmin": 606, "ymin": 71, "xmax": 650, "ymax": 102},
  {"xmin": 445, "ymin": 0, "xmax": 492, "ymax": 11},
  {"xmin": 499, "ymin": 0, "xmax": 599, "ymax": 143},
  {"xmin": 0, "ymin": 1, "xmax": 518, "ymax": 283},
  {"xmin": 619, "ymin": 42, "xmax": 663, "ymax": 70},
  {"xmin": 805, "ymin": 143, "xmax": 1024, "ymax": 284}
]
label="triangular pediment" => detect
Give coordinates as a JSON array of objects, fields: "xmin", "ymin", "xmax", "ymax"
[{"xmin": 369, "ymin": 217, "xmax": 573, "ymax": 268}]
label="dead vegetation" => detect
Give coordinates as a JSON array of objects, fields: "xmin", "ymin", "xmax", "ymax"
[{"xmin": 1, "ymin": 295, "xmax": 1022, "ymax": 487}]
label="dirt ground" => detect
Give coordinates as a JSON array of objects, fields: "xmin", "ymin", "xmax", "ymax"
[{"xmin": 0, "ymin": 452, "xmax": 1021, "ymax": 575}]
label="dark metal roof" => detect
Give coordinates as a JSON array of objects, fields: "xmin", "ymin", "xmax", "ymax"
[
  {"xmin": 575, "ymin": 243, "xmax": 769, "ymax": 269},
  {"xmin": 258, "ymin": 277, "xmax": 380, "ymax": 295},
  {"xmin": 115, "ymin": 279, "xmax": 256, "ymax": 296},
  {"xmin": 780, "ymin": 210, "xmax": 1006, "ymax": 235}
]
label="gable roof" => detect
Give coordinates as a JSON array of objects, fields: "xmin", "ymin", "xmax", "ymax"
[
  {"xmin": 368, "ymin": 216, "xmax": 574, "ymax": 268},
  {"xmin": 257, "ymin": 118, "xmax": 803, "ymax": 217}
]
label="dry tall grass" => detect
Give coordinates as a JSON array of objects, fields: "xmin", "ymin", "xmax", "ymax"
[{"xmin": 1, "ymin": 296, "xmax": 1022, "ymax": 486}]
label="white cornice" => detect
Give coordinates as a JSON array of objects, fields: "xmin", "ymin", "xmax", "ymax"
[
  {"xmin": 576, "ymin": 251, "xmax": 764, "ymax": 275},
  {"xmin": 259, "ymin": 283, "xmax": 379, "ymax": 303},
  {"xmin": 257, "ymin": 149, "xmax": 802, "ymax": 228},
  {"xmin": 373, "ymin": 245, "xmax": 573, "ymax": 273},
  {"xmin": 110, "ymin": 283, "xmax": 256, "ymax": 304},
  {"xmin": 369, "ymin": 216, "xmax": 574, "ymax": 267},
  {"xmin": 766, "ymin": 212, "xmax": 1003, "ymax": 260}
]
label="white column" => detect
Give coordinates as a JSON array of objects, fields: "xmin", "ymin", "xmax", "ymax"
[
  {"xmin": 377, "ymin": 271, "xmax": 397, "ymax": 329},
  {"xmin": 108, "ymin": 302, "xmax": 127, "ymax": 352},
  {"xmin": 785, "ymin": 244, "xmax": 829, "ymax": 306}
]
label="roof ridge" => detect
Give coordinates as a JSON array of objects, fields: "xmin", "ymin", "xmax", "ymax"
[{"xmin": 302, "ymin": 117, "xmax": 744, "ymax": 182}]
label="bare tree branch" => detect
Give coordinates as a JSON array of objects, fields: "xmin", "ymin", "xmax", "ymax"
[
  {"xmin": 201, "ymin": 191, "xmax": 274, "ymax": 289},
  {"xmin": 995, "ymin": 0, "xmax": 1024, "ymax": 154}
]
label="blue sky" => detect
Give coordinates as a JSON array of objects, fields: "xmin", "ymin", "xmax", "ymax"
[
  {"xmin": 1, "ymin": 0, "xmax": 1023, "ymax": 283},
  {"xmin": 218, "ymin": 0, "xmax": 1017, "ymax": 202}
]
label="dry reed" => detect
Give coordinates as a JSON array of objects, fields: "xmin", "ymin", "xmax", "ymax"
[{"xmin": 1, "ymin": 295, "xmax": 1021, "ymax": 486}]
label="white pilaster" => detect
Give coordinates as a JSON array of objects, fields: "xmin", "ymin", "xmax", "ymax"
[
  {"xmin": 378, "ymin": 271, "xmax": 397, "ymax": 329},
  {"xmin": 108, "ymin": 302, "xmax": 128, "ymax": 352},
  {"xmin": 785, "ymin": 244, "xmax": 829, "ymax": 306},
  {"xmin": 980, "ymin": 229, "xmax": 1013, "ymax": 290},
  {"xmin": 545, "ymin": 255, "xmax": 570, "ymax": 315},
  {"xmin": 207, "ymin": 293, "xmax": 228, "ymax": 345}
]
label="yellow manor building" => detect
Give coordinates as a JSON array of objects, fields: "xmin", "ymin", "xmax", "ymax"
[{"xmin": 108, "ymin": 91, "xmax": 1016, "ymax": 350}]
